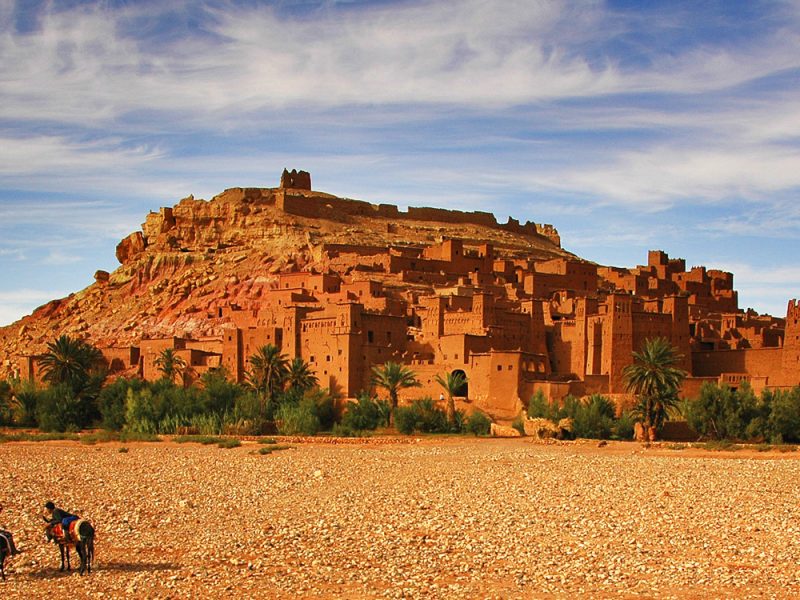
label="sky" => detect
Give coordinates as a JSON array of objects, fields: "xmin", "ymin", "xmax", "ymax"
[{"xmin": 1, "ymin": 0, "xmax": 799, "ymax": 326}]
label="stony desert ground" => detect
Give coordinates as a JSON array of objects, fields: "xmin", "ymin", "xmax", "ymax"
[{"xmin": 2, "ymin": 437, "xmax": 800, "ymax": 599}]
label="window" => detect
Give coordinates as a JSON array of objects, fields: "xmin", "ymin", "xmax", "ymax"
[
  {"xmin": 326, "ymin": 355, "xmax": 331, "ymax": 362},
  {"xmin": 508, "ymin": 365, "xmax": 513, "ymax": 371},
  {"xmin": 368, "ymin": 331, "xmax": 374, "ymax": 343},
  {"xmin": 497, "ymin": 365, "xmax": 502, "ymax": 371},
  {"xmin": 310, "ymin": 356, "xmax": 315, "ymax": 363}
]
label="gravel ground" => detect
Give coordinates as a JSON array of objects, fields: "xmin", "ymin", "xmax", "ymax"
[{"xmin": 2, "ymin": 438, "xmax": 800, "ymax": 599}]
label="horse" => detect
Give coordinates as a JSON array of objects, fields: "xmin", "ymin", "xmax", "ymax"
[
  {"xmin": 0, "ymin": 529, "xmax": 18, "ymax": 580},
  {"xmin": 45, "ymin": 518, "xmax": 95, "ymax": 575},
  {"xmin": 0, "ymin": 532, "xmax": 8, "ymax": 580}
]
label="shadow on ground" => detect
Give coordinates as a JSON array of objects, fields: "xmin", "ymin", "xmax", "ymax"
[{"xmin": 25, "ymin": 560, "xmax": 179, "ymax": 579}]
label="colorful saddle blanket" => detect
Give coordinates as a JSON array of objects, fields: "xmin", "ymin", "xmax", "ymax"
[{"xmin": 54, "ymin": 518, "xmax": 86, "ymax": 542}]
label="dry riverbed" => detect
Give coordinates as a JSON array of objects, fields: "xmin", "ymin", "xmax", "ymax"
[{"xmin": 2, "ymin": 437, "xmax": 800, "ymax": 599}]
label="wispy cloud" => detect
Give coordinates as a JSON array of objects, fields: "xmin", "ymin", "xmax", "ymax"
[
  {"xmin": 2, "ymin": 0, "xmax": 799, "ymax": 125},
  {"xmin": 0, "ymin": 288, "xmax": 70, "ymax": 327}
]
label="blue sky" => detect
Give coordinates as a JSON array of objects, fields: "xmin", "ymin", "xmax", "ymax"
[{"xmin": 1, "ymin": 0, "xmax": 800, "ymax": 326}]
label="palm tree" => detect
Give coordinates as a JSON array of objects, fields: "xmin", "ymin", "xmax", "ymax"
[
  {"xmin": 285, "ymin": 357, "xmax": 318, "ymax": 393},
  {"xmin": 623, "ymin": 337, "xmax": 687, "ymax": 442},
  {"xmin": 155, "ymin": 348, "xmax": 187, "ymax": 384},
  {"xmin": 39, "ymin": 334, "xmax": 104, "ymax": 392},
  {"xmin": 371, "ymin": 362, "xmax": 421, "ymax": 427},
  {"xmin": 246, "ymin": 344, "xmax": 289, "ymax": 418},
  {"xmin": 435, "ymin": 370, "xmax": 467, "ymax": 426}
]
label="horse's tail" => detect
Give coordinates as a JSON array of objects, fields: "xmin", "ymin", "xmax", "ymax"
[
  {"xmin": 78, "ymin": 521, "xmax": 94, "ymax": 540},
  {"xmin": 79, "ymin": 522, "xmax": 95, "ymax": 565}
]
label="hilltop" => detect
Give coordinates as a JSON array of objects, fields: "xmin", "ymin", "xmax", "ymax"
[{"xmin": 0, "ymin": 171, "xmax": 568, "ymax": 378}]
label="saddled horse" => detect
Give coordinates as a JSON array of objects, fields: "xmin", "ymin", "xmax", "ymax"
[
  {"xmin": 0, "ymin": 529, "xmax": 18, "ymax": 580},
  {"xmin": 0, "ymin": 531, "xmax": 10, "ymax": 580},
  {"xmin": 44, "ymin": 518, "xmax": 95, "ymax": 575}
]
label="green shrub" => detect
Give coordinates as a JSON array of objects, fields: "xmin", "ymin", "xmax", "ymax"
[
  {"xmin": 613, "ymin": 411, "xmax": 635, "ymax": 440},
  {"xmin": 304, "ymin": 388, "xmax": 336, "ymax": 430},
  {"xmin": 572, "ymin": 394, "xmax": 616, "ymax": 440},
  {"xmin": 36, "ymin": 384, "xmax": 83, "ymax": 432},
  {"xmin": 12, "ymin": 381, "xmax": 40, "ymax": 427},
  {"xmin": 393, "ymin": 398, "xmax": 450, "ymax": 435},
  {"xmin": 173, "ymin": 435, "xmax": 222, "ymax": 445},
  {"xmin": 98, "ymin": 377, "xmax": 146, "ymax": 430},
  {"xmin": 511, "ymin": 414, "xmax": 525, "ymax": 435},
  {"xmin": 189, "ymin": 413, "xmax": 223, "ymax": 436},
  {"xmin": 527, "ymin": 389, "xmax": 552, "ymax": 419},
  {"xmin": 0, "ymin": 432, "xmax": 79, "ymax": 443},
  {"xmin": 412, "ymin": 397, "xmax": 448, "ymax": 433},
  {"xmin": 124, "ymin": 388, "xmax": 158, "ymax": 434},
  {"xmin": 702, "ymin": 440, "xmax": 739, "ymax": 451},
  {"xmin": 331, "ymin": 422, "xmax": 358, "ymax": 437},
  {"xmin": 217, "ymin": 438, "xmax": 241, "ymax": 449},
  {"xmin": 766, "ymin": 388, "xmax": 800, "ymax": 443},
  {"xmin": 232, "ymin": 392, "xmax": 262, "ymax": 426},
  {"xmin": 465, "ymin": 411, "xmax": 491, "ymax": 436},
  {"xmin": 394, "ymin": 406, "xmax": 416, "ymax": 435},
  {"xmin": 341, "ymin": 393, "xmax": 388, "ymax": 431},
  {"xmin": 277, "ymin": 397, "xmax": 320, "ymax": 436},
  {"xmin": 0, "ymin": 381, "xmax": 13, "ymax": 425},
  {"xmin": 259, "ymin": 444, "xmax": 291, "ymax": 455}
]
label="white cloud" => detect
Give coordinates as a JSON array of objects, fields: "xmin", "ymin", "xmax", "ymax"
[
  {"xmin": 0, "ymin": 248, "xmax": 26, "ymax": 261},
  {"xmin": 0, "ymin": 289, "xmax": 70, "ymax": 327},
  {"xmin": 2, "ymin": 0, "xmax": 798, "ymax": 127},
  {"xmin": 522, "ymin": 144, "xmax": 800, "ymax": 208}
]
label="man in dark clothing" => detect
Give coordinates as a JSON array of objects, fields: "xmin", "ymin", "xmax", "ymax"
[
  {"xmin": 44, "ymin": 501, "xmax": 78, "ymax": 540},
  {"xmin": 0, "ymin": 504, "xmax": 20, "ymax": 555}
]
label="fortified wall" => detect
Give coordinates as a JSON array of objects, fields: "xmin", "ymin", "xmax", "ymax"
[{"xmin": 274, "ymin": 170, "xmax": 561, "ymax": 247}]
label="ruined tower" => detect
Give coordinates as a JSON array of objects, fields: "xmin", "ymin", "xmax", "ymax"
[{"xmin": 280, "ymin": 168, "xmax": 312, "ymax": 190}]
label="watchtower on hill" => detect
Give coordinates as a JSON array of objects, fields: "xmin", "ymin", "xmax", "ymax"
[{"xmin": 280, "ymin": 168, "xmax": 311, "ymax": 190}]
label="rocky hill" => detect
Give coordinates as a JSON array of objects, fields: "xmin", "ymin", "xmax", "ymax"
[{"xmin": 0, "ymin": 178, "xmax": 569, "ymax": 376}]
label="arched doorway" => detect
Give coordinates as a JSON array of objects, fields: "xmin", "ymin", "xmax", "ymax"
[{"xmin": 452, "ymin": 369, "xmax": 468, "ymax": 398}]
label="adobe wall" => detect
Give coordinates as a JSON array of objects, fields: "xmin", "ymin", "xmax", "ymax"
[
  {"xmin": 101, "ymin": 346, "xmax": 140, "ymax": 374},
  {"xmin": 691, "ymin": 348, "xmax": 784, "ymax": 383}
]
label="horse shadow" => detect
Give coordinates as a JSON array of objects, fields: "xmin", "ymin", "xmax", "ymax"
[{"xmin": 26, "ymin": 560, "xmax": 179, "ymax": 579}]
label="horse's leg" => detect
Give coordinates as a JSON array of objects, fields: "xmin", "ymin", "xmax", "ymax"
[
  {"xmin": 65, "ymin": 544, "xmax": 71, "ymax": 572},
  {"xmin": 76, "ymin": 542, "xmax": 85, "ymax": 576},
  {"xmin": 59, "ymin": 544, "xmax": 65, "ymax": 572},
  {"xmin": 87, "ymin": 538, "xmax": 93, "ymax": 574}
]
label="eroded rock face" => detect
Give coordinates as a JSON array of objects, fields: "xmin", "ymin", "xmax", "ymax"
[{"xmin": 116, "ymin": 231, "xmax": 146, "ymax": 264}]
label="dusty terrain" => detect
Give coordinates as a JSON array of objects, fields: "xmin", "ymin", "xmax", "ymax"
[{"xmin": 2, "ymin": 438, "xmax": 800, "ymax": 599}]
